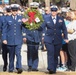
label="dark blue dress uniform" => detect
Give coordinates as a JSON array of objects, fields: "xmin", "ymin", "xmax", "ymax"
[
  {"xmin": 23, "ymin": 2, "xmax": 42, "ymax": 71},
  {"xmin": 0, "ymin": 10, "xmax": 4, "ymax": 54},
  {"xmin": 2, "ymin": 4, "xmax": 24, "ymax": 73},
  {"xmin": 0, "ymin": 17, "xmax": 2, "ymax": 53},
  {"xmin": 41, "ymin": 13, "xmax": 51, "ymax": 51},
  {"xmin": 0, "ymin": 15, "xmax": 9, "ymax": 71},
  {"xmin": 0, "ymin": 6, "xmax": 11, "ymax": 72},
  {"xmin": 25, "ymin": 29, "xmax": 42, "ymax": 71},
  {"xmin": 40, "ymin": 6, "xmax": 68, "ymax": 73},
  {"xmin": 0, "ymin": 16, "xmax": 2, "ymax": 52}
]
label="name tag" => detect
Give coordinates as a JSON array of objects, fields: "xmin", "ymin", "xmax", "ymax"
[{"xmin": 47, "ymin": 21, "xmax": 51, "ymax": 23}]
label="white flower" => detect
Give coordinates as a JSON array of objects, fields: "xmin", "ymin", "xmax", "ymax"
[
  {"xmin": 30, "ymin": 23, "xmax": 33, "ymax": 26},
  {"xmin": 35, "ymin": 17, "xmax": 40, "ymax": 23}
]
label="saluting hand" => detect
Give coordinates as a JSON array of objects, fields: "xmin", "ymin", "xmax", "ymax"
[{"xmin": 3, "ymin": 40, "xmax": 7, "ymax": 44}]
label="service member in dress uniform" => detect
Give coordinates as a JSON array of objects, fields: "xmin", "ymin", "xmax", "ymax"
[
  {"xmin": 0, "ymin": 18, "xmax": 1, "ymax": 54},
  {"xmin": 0, "ymin": 8, "xmax": 4, "ymax": 54},
  {"xmin": 1, "ymin": 5, "xmax": 11, "ymax": 72},
  {"xmin": 41, "ymin": 5, "xmax": 68, "ymax": 74},
  {"xmin": 23, "ymin": 2, "xmax": 42, "ymax": 72},
  {"xmin": 2, "ymin": 4, "xmax": 25, "ymax": 74}
]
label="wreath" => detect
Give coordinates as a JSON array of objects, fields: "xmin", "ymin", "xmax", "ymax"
[{"xmin": 23, "ymin": 8, "xmax": 44, "ymax": 30}]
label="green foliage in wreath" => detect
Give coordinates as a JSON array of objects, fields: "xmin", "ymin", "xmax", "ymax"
[{"xmin": 23, "ymin": 8, "xmax": 44, "ymax": 30}]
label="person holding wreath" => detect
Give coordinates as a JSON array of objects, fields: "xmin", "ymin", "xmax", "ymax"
[{"xmin": 22, "ymin": 2, "xmax": 43, "ymax": 71}]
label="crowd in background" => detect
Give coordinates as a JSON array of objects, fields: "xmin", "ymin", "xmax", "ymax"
[{"xmin": 0, "ymin": 2, "xmax": 76, "ymax": 74}]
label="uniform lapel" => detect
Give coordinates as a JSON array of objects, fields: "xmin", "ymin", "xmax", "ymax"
[
  {"xmin": 50, "ymin": 15, "xmax": 54, "ymax": 25},
  {"xmin": 11, "ymin": 15, "xmax": 17, "ymax": 25},
  {"xmin": 10, "ymin": 15, "xmax": 15, "ymax": 23},
  {"xmin": 15, "ymin": 15, "xmax": 18, "ymax": 21}
]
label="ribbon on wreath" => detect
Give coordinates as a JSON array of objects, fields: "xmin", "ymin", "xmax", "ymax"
[{"xmin": 28, "ymin": 11, "xmax": 36, "ymax": 23}]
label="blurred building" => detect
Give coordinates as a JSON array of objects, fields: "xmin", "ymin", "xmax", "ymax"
[{"xmin": 70, "ymin": 0, "xmax": 76, "ymax": 10}]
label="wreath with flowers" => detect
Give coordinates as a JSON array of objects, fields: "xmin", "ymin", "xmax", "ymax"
[{"xmin": 23, "ymin": 8, "xmax": 44, "ymax": 30}]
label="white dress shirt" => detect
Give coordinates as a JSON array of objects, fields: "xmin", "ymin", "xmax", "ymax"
[
  {"xmin": 52, "ymin": 16, "xmax": 56, "ymax": 24},
  {"xmin": 12, "ymin": 15, "xmax": 17, "ymax": 20},
  {"xmin": 66, "ymin": 20, "xmax": 76, "ymax": 41}
]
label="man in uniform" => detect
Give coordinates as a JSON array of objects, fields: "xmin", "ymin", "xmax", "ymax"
[
  {"xmin": 22, "ymin": 2, "xmax": 42, "ymax": 72},
  {"xmin": 0, "ymin": 8, "xmax": 4, "ymax": 54},
  {"xmin": 1, "ymin": 5, "xmax": 11, "ymax": 72},
  {"xmin": 41, "ymin": 5, "xmax": 68, "ymax": 74},
  {"xmin": 2, "ymin": 4, "xmax": 25, "ymax": 74}
]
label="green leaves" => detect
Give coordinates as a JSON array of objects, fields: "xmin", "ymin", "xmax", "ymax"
[{"xmin": 23, "ymin": 8, "xmax": 44, "ymax": 30}]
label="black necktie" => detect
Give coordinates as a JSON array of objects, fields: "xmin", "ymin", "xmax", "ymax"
[{"xmin": 53, "ymin": 18, "xmax": 55, "ymax": 20}]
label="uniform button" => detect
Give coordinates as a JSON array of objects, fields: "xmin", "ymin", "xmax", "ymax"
[
  {"xmin": 14, "ymin": 27, "xmax": 16, "ymax": 28},
  {"xmin": 53, "ymin": 38, "xmax": 54, "ymax": 40},
  {"xmin": 14, "ymin": 33, "xmax": 16, "ymax": 35},
  {"xmin": 14, "ymin": 30, "xmax": 16, "ymax": 32},
  {"xmin": 54, "ymin": 33, "xmax": 56, "ymax": 34},
  {"xmin": 14, "ymin": 24, "xmax": 16, "ymax": 25},
  {"xmin": 54, "ymin": 29, "xmax": 56, "ymax": 30}
]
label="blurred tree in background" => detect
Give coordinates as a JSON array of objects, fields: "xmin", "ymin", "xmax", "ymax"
[
  {"xmin": 33, "ymin": 0, "xmax": 68, "ymax": 7},
  {"xmin": 9, "ymin": 0, "xmax": 69, "ymax": 7}
]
